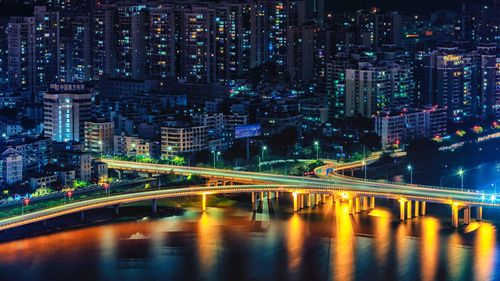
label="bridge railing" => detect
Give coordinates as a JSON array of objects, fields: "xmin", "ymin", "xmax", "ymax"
[{"xmin": 328, "ymin": 169, "xmax": 486, "ymax": 195}]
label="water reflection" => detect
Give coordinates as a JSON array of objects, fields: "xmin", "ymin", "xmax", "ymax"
[
  {"xmin": 0, "ymin": 201, "xmax": 498, "ymax": 281},
  {"xmin": 333, "ymin": 203, "xmax": 354, "ymax": 281},
  {"xmin": 474, "ymin": 223, "xmax": 496, "ymax": 281},
  {"xmin": 420, "ymin": 217, "xmax": 439, "ymax": 281}
]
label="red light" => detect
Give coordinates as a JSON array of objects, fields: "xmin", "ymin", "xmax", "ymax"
[
  {"xmin": 23, "ymin": 198, "xmax": 30, "ymax": 206},
  {"xmin": 67, "ymin": 191, "xmax": 73, "ymax": 198}
]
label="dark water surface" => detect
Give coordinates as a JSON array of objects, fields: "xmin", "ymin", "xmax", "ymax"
[{"xmin": 0, "ymin": 197, "xmax": 498, "ymax": 281}]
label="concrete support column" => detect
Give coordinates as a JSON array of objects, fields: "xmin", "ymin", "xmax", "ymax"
[
  {"xmin": 362, "ymin": 197, "xmax": 368, "ymax": 211},
  {"xmin": 251, "ymin": 192, "xmax": 255, "ymax": 205},
  {"xmin": 451, "ymin": 204, "xmax": 459, "ymax": 228},
  {"xmin": 306, "ymin": 194, "xmax": 311, "ymax": 208},
  {"xmin": 406, "ymin": 200, "xmax": 412, "ymax": 219},
  {"xmin": 369, "ymin": 197, "xmax": 375, "ymax": 209},
  {"xmin": 293, "ymin": 193, "xmax": 298, "ymax": 212},
  {"xmin": 202, "ymin": 194, "xmax": 207, "ymax": 212},
  {"xmin": 115, "ymin": 205, "xmax": 120, "ymax": 215},
  {"xmin": 80, "ymin": 211, "xmax": 85, "ymax": 220},
  {"xmin": 152, "ymin": 199, "xmax": 158, "ymax": 213},
  {"xmin": 355, "ymin": 197, "xmax": 360, "ymax": 213},
  {"xmin": 260, "ymin": 192, "xmax": 264, "ymax": 202},
  {"xmin": 414, "ymin": 201, "xmax": 420, "ymax": 217},
  {"xmin": 399, "ymin": 200, "xmax": 406, "ymax": 221},
  {"xmin": 300, "ymin": 194, "xmax": 305, "ymax": 209},
  {"xmin": 275, "ymin": 192, "xmax": 279, "ymax": 199},
  {"xmin": 464, "ymin": 206, "xmax": 471, "ymax": 225},
  {"xmin": 476, "ymin": 206, "xmax": 483, "ymax": 221},
  {"xmin": 348, "ymin": 198, "xmax": 353, "ymax": 215},
  {"xmin": 421, "ymin": 201, "xmax": 427, "ymax": 216},
  {"xmin": 322, "ymin": 194, "xmax": 327, "ymax": 204}
]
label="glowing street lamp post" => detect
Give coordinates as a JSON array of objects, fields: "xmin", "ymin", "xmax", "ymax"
[
  {"xmin": 21, "ymin": 198, "xmax": 30, "ymax": 215},
  {"xmin": 211, "ymin": 150, "xmax": 216, "ymax": 168},
  {"xmin": 362, "ymin": 161, "xmax": 367, "ymax": 179},
  {"xmin": 314, "ymin": 141, "xmax": 319, "ymax": 160},
  {"xmin": 407, "ymin": 165, "xmax": 413, "ymax": 184},
  {"xmin": 64, "ymin": 190, "xmax": 73, "ymax": 204},
  {"xmin": 457, "ymin": 169, "xmax": 465, "ymax": 190}
]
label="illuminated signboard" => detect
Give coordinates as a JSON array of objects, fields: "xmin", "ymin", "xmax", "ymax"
[{"xmin": 235, "ymin": 124, "xmax": 261, "ymax": 139}]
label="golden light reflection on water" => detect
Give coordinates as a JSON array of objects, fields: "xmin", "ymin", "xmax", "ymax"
[
  {"xmin": 371, "ymin": 208, "xmax": 392, "ymax": 270},
  {"xmin": 447, "ymin": 231, "xmax": 466, "ymax": 280},
  {"xmin": 286, "ymin": 213, "xmax": 305, "ymax": 271},
  {"xmin": 333, "ymin": 203, "xmax": 354, "ymax": 281},
  {"xmin": 197, "ymin": 211, "xmax": 219, "ymax": 273},
  {"xmin": 420, "ymin": 217, "xmax": 439, "ymax": 281},
  {"xmin": 395, "ymin": 222, "xmax": 409, "ymax": 279},
  {"xmin": 474, "ymin": 223, "xmax": 496, "ymax": 281}
]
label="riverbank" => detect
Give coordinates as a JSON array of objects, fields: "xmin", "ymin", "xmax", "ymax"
[{"xmin": 0, "ymin": 195, "xmax": 238, "ymax": 243}]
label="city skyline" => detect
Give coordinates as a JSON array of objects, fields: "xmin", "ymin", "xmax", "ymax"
[{"xmin": 0, "ymin": 1, "xmax": 499, "ymax": 280}]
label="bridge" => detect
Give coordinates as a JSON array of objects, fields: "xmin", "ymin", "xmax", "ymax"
[{"xmin": 0, "ymin": 158, "xmax": 496, "ymax": 232}]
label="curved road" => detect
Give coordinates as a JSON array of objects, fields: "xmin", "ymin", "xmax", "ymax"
[{"xmin": 0, "ymin": 158, "xmax": 497, "ymax": 232}]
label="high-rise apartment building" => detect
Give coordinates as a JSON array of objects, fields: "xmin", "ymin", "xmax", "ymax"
[
  {"xmin": 7, "ymin": 17, "xmax": 36, "ymax": 95},
  {"xmin": 424, "ymin": 47, "xmax": 479, "ymax": 122},
  {"xmin": 345, "ymin": 61, "xmax": 413, "ymax": 117},
  {"xmin": 34, "ymin": 6, "xmax": 60, "ymax": 90}
]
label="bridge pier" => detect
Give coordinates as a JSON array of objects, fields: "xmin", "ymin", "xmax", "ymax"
[
  {"xmin": 414, "ymin": 201, "xmax": 420, "ymax": 217},
  {"xmin": 202, "ymin": 194, "xmax": 207, "ymax": 212},
  {"xmin": 275, "ymin": 192, "xmax": 279, "ymax": 199},
  {"xmin": 421, "ymin": 201, "xmax": 427, "ymax": 216},
  {"xmin": 348, "ymin": 198, "xmax": 354, "ymax": 214},
  {"xmin": 399, "ymin": 200, "xmax": 406, "ymax": 221},
  {"xmin": 306, "ymin": 194, "xmax": 311, "ymax": 208},
  {"xmin": 300, "ymin": 194, "xmax": 305, "ymax": 209},
  {"xmin": 476, "ymin": 206, "xmax": 483, "ymax": 221},
  {"xmin": 114, "ymin": 205, "xmax": 120, "ymax": 215},
  {"xmin": 362, "ymin": 197, "xmax": 368, "ymax": 211},
  {"xmin": 463, "ymin": 206, "xmax": 471, "ymax": 225},
  {"xmin": 152, "ymin": 199, "xmax": 158, "ymax": 213},
  {"xmin": 80, "ymin": 211, "xmax": 85, "ymax": 220},
  {"xmin": 322, "ymin": 194, "xmax": 327, "ymax": 204},
  {"xmin": 406, "ymin": 200, "xmax": 412, "ymax": 219},
  {"xmin": 355, "ymin": 197, "xmax": 360, "ymax": 213},
  {"xmin": 369, "ymin": 197, "xmax": 375, "ymax": 209},
  {"xmin": 260, "ymin": 192, "xmax": 264, "ymax": 202},
  {"xmin": 293, "ymin": 193, "xmax": 298, "ymax": 212},
  {"xmin": 451, "ymin": 204, "xmax": 459, "ymax": 228},
  {"xmin": 315, "ymin": 194, "xmax": 320, "ymax": 206}
]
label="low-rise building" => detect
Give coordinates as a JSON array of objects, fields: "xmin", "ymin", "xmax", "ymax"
[
  {"xmin": 113, "ymin": 134, "xmax": 161, "ymax": 159},
  {"xmin": 0, "ymin": 148, "xmax": 23, "ymax": 184},
  {"xmin": 161, "ymin": 122, "xmax": 208, "ymax": 158},
  {"xmin": 374, "ymin": 106, "xmax": 447, "ymax": 148},
  {"xmin": 84, "ymin": 120, "xmax": 114, "ymax": 156},
  {"xmin": 1, "ymin": 137, "xmax": 52, "ymax": 175}
]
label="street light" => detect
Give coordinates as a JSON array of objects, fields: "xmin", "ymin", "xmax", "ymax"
[
  {"xmin": 167, "ymin": 146, "xmax": 173, "ymax": 165},
  {"xmin": 407, "ymin": 164, "xmax": 413, "ymax": 184},
  {"xmin": 211, "ymin": 150, "xmax": 216, "ymax": 168},
  {"xmin": 65, "ymin": 190, "xmax": 73, "ymax": 204},
  {"xmin": 362, "ymin": 160, "xmax": 367, "ymax": 179},
  {"xmin": 98, "ymin": 140, "xmax": 103, "ymax": 158},
  {"xmin": 261, "ymin": 145, "xmax": 267, "ymax": 161},
  {"xmin": 21, "ymin": 198, "xmax": 30, "ymax": 215},
  {"xmin": 457, "ymin": 169, "xmax": 465, "ymax": 190},
  {"xmin": 314, "ymin": 141, "xmax": 319, "ymax": 160}
]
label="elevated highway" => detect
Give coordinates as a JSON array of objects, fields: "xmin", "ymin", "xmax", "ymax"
[{"xmin": 0, "ymin": 158, "xmax": 495, "ymax": 232}]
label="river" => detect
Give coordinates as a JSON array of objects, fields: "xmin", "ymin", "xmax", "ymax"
[{"xmin": 0, "ymin": 197, "xmax": 498, "ymax": 281}]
